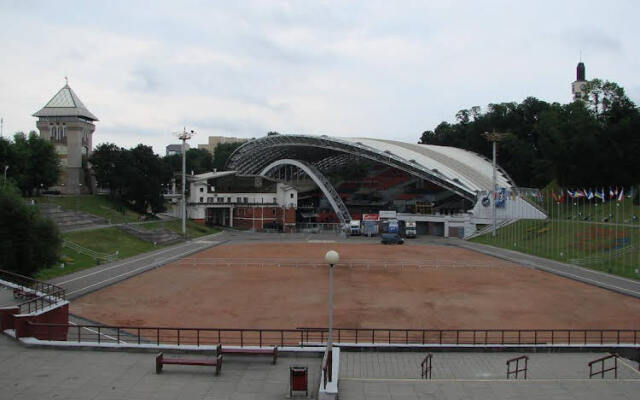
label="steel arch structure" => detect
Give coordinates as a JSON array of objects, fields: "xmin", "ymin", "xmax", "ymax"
[
  {"xmin": 260, "ymin": 159, "xmax": 351, "ymax": 225},
  {"xmin": 226, "ymin": 134, "xmax": 516, "ymax": 201}
]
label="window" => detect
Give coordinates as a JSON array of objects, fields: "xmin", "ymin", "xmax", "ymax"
[
  {"xmin": 273, "ymin": 197, "xmax": 276, "ymax": 203},
  {"xmin": 199, "ymin": 197, "xmax": 203, "ymax": 203},
  {"xmin": 199, "ymin": 187, "xmax": 204, "ymax": 192},
  {"xmin": 207, "ymin": 197, "xmax": 213, "ymax": 203},
  {"xmin": 227, "ymin": 197, "xmax": 231, "ymax": 203},
  {"xmin": 272, "ymin": 209, "xmax": 276, "ymax": 216},
  {"xmin": 290, "ymin": 193, "xmax": 294, "ymax": 199},
  {"xmin": 244, "ymin": 197, "xmax": 248, "ymax": 203},
  {"xmin": 217, "ymin": 197, "xmax": 223, "ymax": 203}
]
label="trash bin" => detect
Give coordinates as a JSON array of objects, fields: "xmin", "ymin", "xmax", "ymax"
[{"xmin": 290, "ymin": 365, "xmax": 308, "ymax": 397}]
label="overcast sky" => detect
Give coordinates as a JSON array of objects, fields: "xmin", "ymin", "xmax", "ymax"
[{"xmin": 1, "ymin": 1, "xmax": 638, "ymax": 154}]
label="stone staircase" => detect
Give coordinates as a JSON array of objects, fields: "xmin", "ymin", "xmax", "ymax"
[
  {"xmin": 39, "ymin": 204, "xmax": 109, "ymax": 232},
  {"xmin": 117, "ymin": 224, "xmax": 183, "ymax": 245}
]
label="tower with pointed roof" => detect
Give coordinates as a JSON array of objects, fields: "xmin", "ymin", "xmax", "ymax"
[
  {"xmin": 572, "ymin": 61, "xmax": 587, "ymax": 102},
  {"xmin": 33, "ymin": 81, "xmax": 98, "ymax": 194}
]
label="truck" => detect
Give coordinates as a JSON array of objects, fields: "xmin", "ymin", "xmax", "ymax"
[
  {"xmin": 381, "ymin": 219, "xmax": 399, "ymax": 234},
  {"xmin": 362, "ymin": 214, "xmax": 379, "ymax": 237},
  {"xmin": 404, "ymin": 221, "xmax": 417, "ymax": 238},
  {"xmin": 349, "ymin": 220, "xmax": 361, "ymax": 236}
]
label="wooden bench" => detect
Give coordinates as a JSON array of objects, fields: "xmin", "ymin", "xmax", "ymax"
[
  {"xmin": 220, "ymin": 346, "xmax": 278, "ymax": 364},
  {"xmin": 155, "ymin": 352, "xmax": 223, "ymax": 375}
]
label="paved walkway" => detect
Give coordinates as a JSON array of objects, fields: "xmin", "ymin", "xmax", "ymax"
[
  {"xmin": 49, "ymin": 233, "xmax": 226, "ymax": 300},
  {"xmin": 0, "ymin": 335, "xmax": 320, "ymax": 400},
  {"xmin": 340, "ymin": 351, "xmax": 640, "ymax": 400},
  {"xmin": 453, "ymin": 239, "xmax": 640, "ymax": 298}
]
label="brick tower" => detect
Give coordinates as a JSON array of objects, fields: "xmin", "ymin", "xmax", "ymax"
[{"xmin": 33, "ymin": 81, "xmax": 98, "ymax": 194}]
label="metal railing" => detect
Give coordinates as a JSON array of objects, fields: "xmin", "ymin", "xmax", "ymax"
[
  {"xmin": 175, "ymin": 257, "xmax": 514, "ymax": 269},
  {"xmin": 322, "ymin": 346, "xmax": 332, "ymax": 389},
  {"xmin": 421, "ymin": 353, "xmax": 433, "ymax": 379},
  {"xmin": 0, "ymin": 269, "xmax": 66, "ymax": 313},
  {"xmin": 589, "ymin": 354, "xmax": 618, "ymax": 379},
  {"xmin": 26, "ymin": 323, "xmax": 327, "ymax": 346},
  {"xmin": 63, "ymin": 240, "xmax": 118, "ymax": 262},
  {"xmin": 506, "ymin": 355, "xmax": 529, "ymax": 379},
  {"xmin": 23, "ymin": 323, "xmax": 640, "ymax": 347},
  {"xmin": 298, "ymin": 328, "xmax": 640, "ymax": 346}
]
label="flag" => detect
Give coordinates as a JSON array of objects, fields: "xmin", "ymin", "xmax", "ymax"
[
  {"xmin": 575, "ymin": 189, "xmax": 586, "ymax": 198},
  {"xmin": 558, "ymin": 190, "xmax": 565, "ymax": 203},
  {"xmin": 595, "ymin": 188, "xmax": 605, "ymax": 202},
  {"xmin": 615, "ymin": 187, "xmax": 619, "ymax": 196},
  {"xmin": 617, "ymin": 188, "xmax": 624, "ymax": 203},
  {"xmin": 552, "ymin": 192, "xmax": 558, "ymax": 203},
  {"xmin": 567, "ymin": 189, "xmax": 575, "ymax": 198},
  {"xmin": 587, "ymin": 189, "xmax": 594, "ymax": 200},
  {"xmin": 609, "ymin": 187, "xmax": 615, "ymax": 199}
]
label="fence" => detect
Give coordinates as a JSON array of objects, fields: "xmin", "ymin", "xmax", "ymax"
[
  {"xmin": 0, "ymin": 269, "xmax": 66, "ymax": 314},
  {"xmin": 24, "ymin": 323, "xmax": 640, "ymax": 347},
  {"xmin": 175, "ymin": 257, "xmax": 513, "ymax": 270},
  {"xmin": 63, "ymin": 240, "xmax": 118, "ymax": 263},
  {"xmin": 298, "ymin": 328, "xmax": 640, "ymax": 346}
]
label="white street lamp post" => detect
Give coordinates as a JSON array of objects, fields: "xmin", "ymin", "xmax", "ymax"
[{"xmin": 324, "ymin": 250, "xmax": 340, "ymax": 350}]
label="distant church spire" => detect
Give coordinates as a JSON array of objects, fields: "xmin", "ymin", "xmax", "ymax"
[
  {"xmin": 576, "ymin": 62, "xmax": 585, "ymax": 82},
  {"xmin": 572, "ymin": 61, "xmax": 587, "ymax": 102}
]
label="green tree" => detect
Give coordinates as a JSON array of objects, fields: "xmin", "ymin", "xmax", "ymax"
[
  {"xmin": 214, "ymin": 142, "xmax": 244, "ymax": 171},
  {"xmin": 0, "ymin": 183, "xmax": 61, "ymax": 275},
  {"xmin": 419, "ymin": 84, "xmax": 640, "ymax": 187},
  {"xmin": 0, "ymin": 132, "xmax": 61, "ymax": 195},
  {"xmin": 121, "ymin": 145, "xmax": 171, "ymax": 213},
  {"xmin": 163, "ymin": 148, "xmax": 213, "ymax": 176},
  {"xmin": 90, "ymin": 143, "xmax": 124, "ymax": 196}
]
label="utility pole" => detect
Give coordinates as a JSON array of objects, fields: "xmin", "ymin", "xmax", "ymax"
[
  {"xmin": 174, "ymin": 128, "xmax": 196, "ymax": 236},
  {"xmin": 483, "ymin": 131, "xmax": 508, "ymax": 237}
]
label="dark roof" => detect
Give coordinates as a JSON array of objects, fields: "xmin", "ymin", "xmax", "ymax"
[{"xmin": 33, "ymin": 84, "xmax": 98, "ymax": 121}]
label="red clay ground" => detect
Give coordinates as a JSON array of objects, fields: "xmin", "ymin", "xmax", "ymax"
[{"xmin": 71, "ymin": 243, "xmax": 640, "ymax": 329}]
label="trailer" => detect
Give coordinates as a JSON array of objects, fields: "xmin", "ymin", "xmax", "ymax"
[{"xmin": 349, "ymin": 220, "xmax": 361, "ymax": 236}]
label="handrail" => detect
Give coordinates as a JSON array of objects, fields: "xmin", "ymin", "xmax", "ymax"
[
  {"xmin": 23, "ymin": 322, "xmax": 640, "ymax": 347},
  {"xmin": 63, "ymin": 240, "xmax": 118, "ymax": 262},
  {"xmin": 506, "ymin": 355, "xmax": 529, "ymax": 379},
  {"xmin": 322, "ymin": 345, "xmax": 332, "ymax": 389},
  {"xmin": 588, "ymin": 354, "xmax": 618, "ymax": 379},
  {"xmin": 297, "ymin": 327, "xmax": 640, "ymax": 345},
  {"xmin": 0, "ymin": 269, "xmax": 66, "ymax": 314},
  {"xmin": 421, "ymin": 353, "xmax": 433, "ymax": 379}
]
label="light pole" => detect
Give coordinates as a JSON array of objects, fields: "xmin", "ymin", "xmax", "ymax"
[
  {"xmin": 483, "ymin": 131, "xmax": 508, "ymax": 237},
  {"xmin": 324, "ymin": 250, "xmax": 340, "ymax": 350},
  {"xmin": 3, "ymin": 165, "xmax": 8, "ymax": 184},
  {"xmin": 174, "ymin": 128, "xmax": 196, "ymax": 236}
]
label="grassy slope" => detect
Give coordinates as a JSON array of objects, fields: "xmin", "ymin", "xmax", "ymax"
[
  {"xmin": 36, "ymin": 222, "xmax": 220, "ymax": 280},
  {"xmin": 137, "ymin": 219, "xmax": 219, "ymax": 238},
  {"xmin": 33, "ymin": 195, "xmax": 142, "ymax": 223},
  {"xmin": 36, "ymin": 227, "xmax": 158, "ymax": 280},
  {"xmin": 471, "ymin": 218, "xmax": 640, "ymax": 280}
]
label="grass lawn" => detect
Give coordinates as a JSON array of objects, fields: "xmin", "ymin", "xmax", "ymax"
[
  {"xmin": 471, "ymin": 218, "xmax": 640, "ymax": 280},
  {"xmin": 137, "ymin": 219, "xmax": 219, "ymax": 238},
  {"xmin": 33, "ymin": 195, "xmax": 142, "ymax": 223},
  {"xmin": 36, "ymin": 227, "xmax": 160, "ymax": 281}
]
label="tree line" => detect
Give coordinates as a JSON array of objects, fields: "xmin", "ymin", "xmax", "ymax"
[
  {"xmin": 0, "ymin": 132, "xmax": 61, "ymax": 196},
  {"xmin": 419, "ymin": 79, "xmax": 640, "ymax": 188},
  {"xmin": 89, "ymin": 141, "xmax": 244, "ymax": 213}
]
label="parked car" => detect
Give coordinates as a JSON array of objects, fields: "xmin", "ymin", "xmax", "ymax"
[{"xmin": 380, "ymin": 233, "xmax": 404, "ymax": 245}]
